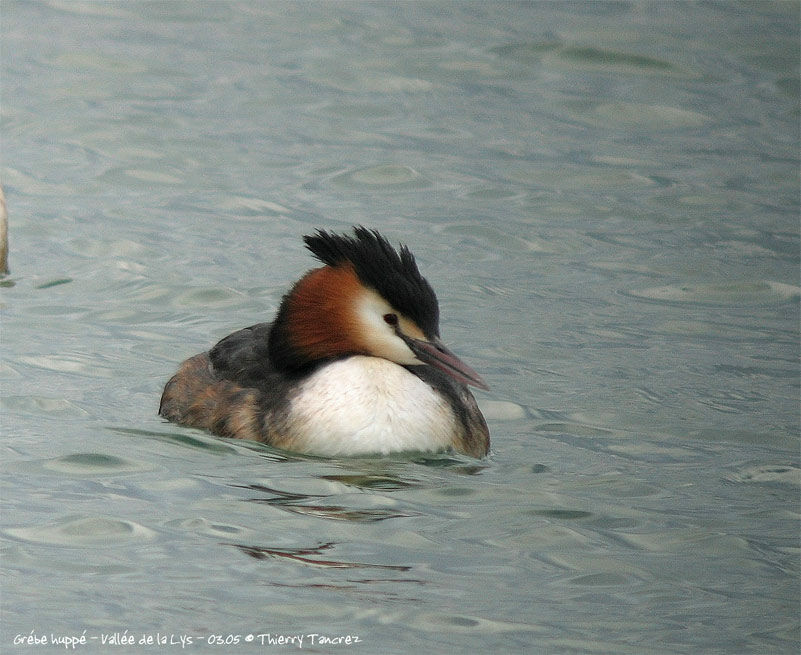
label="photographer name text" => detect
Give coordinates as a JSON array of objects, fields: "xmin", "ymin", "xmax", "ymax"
[{"xmin": 13, "ymin": 630, "xmax": 363, "ymax": 649}]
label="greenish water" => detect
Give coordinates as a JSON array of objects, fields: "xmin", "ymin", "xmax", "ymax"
[{"xmin": 2, "ymin": 1, "xmax": 799, "ymax": 653}]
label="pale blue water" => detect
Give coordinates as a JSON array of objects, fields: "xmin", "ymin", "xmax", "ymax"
[{"xmin": 2, "ymin": 2, "xmax": 799, "ymax": 654}]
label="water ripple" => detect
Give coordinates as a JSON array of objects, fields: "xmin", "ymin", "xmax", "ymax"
[
  {"xmin": 726, "ymin": 464, "xmax": 801, "ymax": 486},
  {"xmin": 331, "ymin": 165, "xmax": 431, "ymax": 190},
  {"xmin": 625, "ymin": 280, "xmax": 800, "ymax": 306},
  {"xmin": 41, "ymin": 453, "xmax": 146, "ymax": 476},
  {"xmin": 491, "ymin": 40, "xmax": 695, "ymax": 78},
  {"xmin": 6, "ymin": 516, "xmax": 156, "ymax": 547}
]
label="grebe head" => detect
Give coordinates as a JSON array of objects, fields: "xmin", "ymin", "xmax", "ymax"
[{"xmin": 268, "ymin": 227, "xmax": 488, "ymax": 390}]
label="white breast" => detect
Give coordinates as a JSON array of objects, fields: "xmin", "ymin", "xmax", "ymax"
[{"xmin": 284, "ymin": 356, "xmax": 457, "ymax": 456}]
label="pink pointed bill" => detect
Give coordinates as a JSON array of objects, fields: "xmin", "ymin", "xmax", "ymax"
[{"xmin": 406, "ymin": 337, "xmax": 489, "ymax": 390}]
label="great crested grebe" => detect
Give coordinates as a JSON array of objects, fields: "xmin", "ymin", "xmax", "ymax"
[{"xmin": 159, "ymin": 227, "xmax": 489, "ymax": 457}]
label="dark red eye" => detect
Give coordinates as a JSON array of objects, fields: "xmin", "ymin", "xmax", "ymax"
[{"xmin": 383, "ymin": 313, "xmax": 398, "ymax": 327}]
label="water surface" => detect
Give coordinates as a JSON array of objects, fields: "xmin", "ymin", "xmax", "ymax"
[{"xmin": 2, "ymin": 2, "xmax": 799, "ymax": 653}]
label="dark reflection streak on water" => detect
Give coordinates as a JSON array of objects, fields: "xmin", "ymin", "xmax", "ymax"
[
  {"xmin": 230, "ymin": 542, "xmax": 412, "ymax": 571},
  {"xmin": 270, "ymin": 578, "xmax": 426, "ymax": 592},
  {"xmin": 320, "ymin": 474, "xmax": 417, "ymax": 491},
  {"xmin": 231, "ymin": 484, "xmax": 416, "ymax": 521},
  {"xmin": 273, "ymin": 505, "xmax": 415, "ymax": 522},
  {"xmin": 231, "ymin": 483, "xmax": 322, "ymax": 503}
]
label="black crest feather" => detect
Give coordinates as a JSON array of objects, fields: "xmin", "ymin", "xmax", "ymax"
[{"xmin": 304, "ymin": 227, "xmax": 440, "ymax": 337}]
